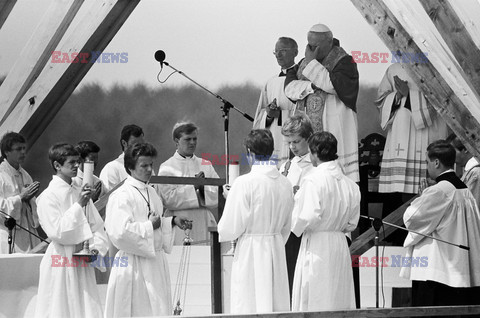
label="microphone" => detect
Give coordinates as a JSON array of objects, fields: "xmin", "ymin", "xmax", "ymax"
[{"xmin": 154, "ymin": 50, "xmax": 166, "ymax": 67}]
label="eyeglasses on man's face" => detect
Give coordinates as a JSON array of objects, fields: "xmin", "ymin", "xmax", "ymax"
[{"xmin": 273, "ymin": 48, "xmax": 294, "ymax": 56}]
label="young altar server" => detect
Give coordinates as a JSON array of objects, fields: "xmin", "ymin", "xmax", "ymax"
[
  {"xmin": 218, "ymin": 129, "xmax": 294, "ymax": 314},
  {"xmin": 291, "ymin": 131, "xmax": 360, "ymax": 311},
  {"xmin": 35, "ymin": 143, "xmax": 108, "ymax": 317},
  {"xmin": 104, "ymin": 142, "xmax": 191, "ymax": 317}
]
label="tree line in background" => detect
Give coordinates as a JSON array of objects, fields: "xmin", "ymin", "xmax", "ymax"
[{"xmin": 0, "ymin": 77, "xmax": 381, "ymax": 192}]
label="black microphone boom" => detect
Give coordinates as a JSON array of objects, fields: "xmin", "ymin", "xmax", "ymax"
[{"xmin": 154, "ymin": 50, "xmax": 166, "ymax": 66}]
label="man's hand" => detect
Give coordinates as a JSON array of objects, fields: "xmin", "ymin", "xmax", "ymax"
[
  {"xmin": 77, "ymin": 184, "xmax": 93, "ymax": 207},
  {"xmin": 394, "ymin": 75, "xmax": 409, "ymax": 100},
  {"xmin": 20, "ymin": 181, "xmax": 40, "ymax": 202},
  {"xmin": 266, "ymin": 98, "xmax": 280, "ymax": 118},
  {"xmin": 174, "ymin": 216, "xmax": 193, "ymax": 230},
  {"xmin": 149, "ymin": 213, "xmax": 161, "ymax": 230},
  {"xmin": 222, "ymin": 184, "xmax": 231, "ymax": 199},
  {"xmin": 91, "ymin": 181, "xmax": 102, "ymax": 202},
  {"xmin": 419, "ymin": 177, "xmax": 436, "ymax": 194},
  {"xmin": 305, "ymin": 44, "xmax": 321, "ymax": 64}
]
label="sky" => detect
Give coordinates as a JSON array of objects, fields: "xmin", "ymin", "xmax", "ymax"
[{"xmin": 0, "ymin": 0, "xmax": 391, "ymax": 92}]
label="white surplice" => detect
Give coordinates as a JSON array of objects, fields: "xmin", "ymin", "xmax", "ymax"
[
  {"xmin": 291, "ymin": 160, "xmax": 360, "ymax": 311},
  {"xmin": 99, "ymin": 153, "xmax": 128, "ymax": 192},
  {"xmin": 104, "ymin": 176, "xmax": 175, "ymax": 317},
  {"xmin": 279, "ymin": 152, "xmax": 313, "ymax": 189},
  {"xmin": 253, "ymin": 74, "xmax": 296, "ymax": 168},
  {"xmin": 158, "ymin": 151, "xmax": 218, "ymax": 244},
  {"xmin": 218, "ymin": 164, "xmax": 294, "ymax": 314},
  {"xmin": 376, "ymin": 63, "xmax": 448, "ymax": 194},
  {"xmin": 35, "ymin": 175, "xmax": 108, "ymax": 318},
  {"xmin": 400, "ymin": 173, "xmax": 480, "ymax": 287},
  {"xmin": 285, "ymin": 60, "xmax": 359, "ymax": 182},
  {"xmin": 73, "ymin": 168, "xmax": 107, "ymax": 199},
  {"xmin": 0, "ymin": 160, "xmax": 39, "ymax": 253}
]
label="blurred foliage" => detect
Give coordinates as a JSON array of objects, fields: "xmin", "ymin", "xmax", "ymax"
[{"xmin": 22, "ymin": 81, "xmax": 381, "ymax": 192}]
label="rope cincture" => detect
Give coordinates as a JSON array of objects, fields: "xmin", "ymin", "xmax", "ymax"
[{"xmin": 173, "ymin": 229, "xmax": 192, "ymax": 315}]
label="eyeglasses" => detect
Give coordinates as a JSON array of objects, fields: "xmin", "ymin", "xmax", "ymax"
[
  {"xmin": 10, "ymin": 146, "xmax": 26, "ymax": 152},
  {"xmin": 273, "ymin": 48, "xmax": 293, "ymax": 55}
]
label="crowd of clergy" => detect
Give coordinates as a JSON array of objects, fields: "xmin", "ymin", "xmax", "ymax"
[{"xmin": 0, "ymin": 22, "xmax": 479, "ymax": 318}]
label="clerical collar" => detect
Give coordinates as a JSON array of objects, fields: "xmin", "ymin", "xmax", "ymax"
[
  {"xmin": 280, "ymin": 64, "xmax": 296, "ymax": 75},
  {"xmin": 177, "ymin": 151, "xmax": 193, "ymax": 159},
  {"xmin": 435, "ymin": 170, "xmax": 467, "ymax": 189}
]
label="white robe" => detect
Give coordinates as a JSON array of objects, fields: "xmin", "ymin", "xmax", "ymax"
[
  {"xmin": 35, "ymin": 175, "xmax": 108, "ymax": 318},
  {"xmin": 104, "ymin": 176, "xmax": 175, "ymax": 317},
  {"xmin": 99, "ymin": 153, "xmax": 128, "ymax": 192},
  {"xmin": 291, "ymin": 160, "xmax": 360, "ymax": 311},
  {"xmin": 0, "ymin": 160, "xmax": 39, "ymax": 253},
  {"xmin": 73, "ymin": 168, "xmax": 107, "ymax": 200},
  {"xmin": 158, "ymin": 151, "xmax": 218, "ymax": 244},
  {"xmin": 376, "ymin": 63, "xmax": 448, "ymax": 193},
  {"xmin": 279, "ymin": 152, "xmax": 313, "ymax": 189},
  {"xmin": 218, "ymin": 164, "xmax": 294, "ymax": 314},
  {"xmin": 285, "ymin": 60, "xmax": 359, "ymax": 182},
  {"xmin": 253, "ymin": 74, "xmax": 296, "ymax": 168},
  {"xmin": 400, "ymin": 174, "xmax": 480, "ymax": 287}
]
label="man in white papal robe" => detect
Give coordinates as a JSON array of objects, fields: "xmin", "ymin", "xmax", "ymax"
[
  {"xmin": 158, "ymin": 122, "xmax": 218, "ymax": 245},
  {"xmin": 35, "ymin": 143, "xmax": 108, "ymax": 318},
  {"xmin": 218, "ymin": 129, "xmax": 294, "ymax": 314},
  {"xmin": 291, "ymin": 131, "xmax": 360, "ymax": 311},
  {"xmin": 104, "ymin": 143, "xmax": 191, "ymax": 317},
  {"xmin": 253, "ymin": 37, "xmax": 298, "ymax": 168}
]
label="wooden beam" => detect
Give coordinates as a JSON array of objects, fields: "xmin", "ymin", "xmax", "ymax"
[
  {"xmin": 350, "ymin": 196, "xmax": 417, "ymax": 256},
  {"xmin": 0, "ymin": 0, "xmax": 16, "ymax": 30},
  {"xmin": 0, "ymin": 0, "xmax": 140, "ymax": 147},
  {"xmin": 350, "ymin": 0, "xmax": 480, "ymax": 162},
  {"xmin": 420, "ymin": 0, "xmax": 480, "ymax": 97},
  {"xmin": 0, "ymin": 0, "xmax": 84, "ymax": 125}
]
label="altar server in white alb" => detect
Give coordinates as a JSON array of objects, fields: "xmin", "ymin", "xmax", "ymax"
[
  {"xmin": 218, "ymin": 129, "xmax": 294, "ymax": 314},
  {"xmin": 285, "ymin": 23, "xmax": 359, "ymax": 182},
  {"xmin": 158, "ymin": 122, "xmax": 218, "ymax": 244},
  {"xmin": 291, "ymin": 131, "xmax": 360, "ymax": 311},
  {"xmin": 35, "ymin": 143, "xmax": 108, "ymax": 318},
  {"xmin": 100, "ymin": 124, "xmax": 145, "ymax": 192},
  {"xmin": 0, "ymin": 132, "xmax": 40, "ymax": 253},
  {"xmin": 104, "ymin": 143, "xmax": 192, "ymax": 317},
  {"xmin": 278, "ymin": 113, "xmax": 314, "ymax": 296},
  {"xmin": 400, "ymin": 140, "xmax": 480, "ymax": 307},
  {"xmin": 253, "ymin": 37, "xmax": 298, "ymax": 167},
  {"xmin": 376, "ymin": 63, "xmax": 447, "ymax": 194}
]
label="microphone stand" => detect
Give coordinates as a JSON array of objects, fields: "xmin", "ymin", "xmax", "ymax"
[
  {"xmin": 162, "ymin": 61, "xmax": 254, "ymax": 183},
  {"xmin": 360, "ymin": 215, "xmax": 469, "ymax": 308},
  {"xmin": 0, "ymin": 209, "xmax": 49, "ymax": 254}
]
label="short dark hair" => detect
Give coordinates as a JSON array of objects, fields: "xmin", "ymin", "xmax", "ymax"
[
  {"xmin": 75, "ymin": 141, "xmax": 100, "ymax": 160},
  {"xmin": 124, "ymin": 142, "xmax": 157, "ymax": 175},
  {"xmin": 427, "ymin": 140, "xmax": 455, "ymax": 168},
  {"xmin": 446, "ymin": 133, "xmax": 466, "ymax": 152},
  {"xmin": 281, "ymin": 113, "xmax": 314, "ymax": 140},
  {"xmin": 278, "ymin": 37, "xmax": 298, "ymax": 50},
  {"xmin": 1, "ymin": 132, "xmax": 26, "ymax": 158},
  {"xmin": 244, "ymin": 129, "xmax": 274, "ymax": 160},
  {"xmin": 172, "ymin": 122, "xmax": 198, "ymax": 140},
  {"xmin": 48, "ymin": 143, "xmax": 79, "ymax": 172},
  {"xmin": 120, "ymin": 124, "xmax": 144, "ymax": 150},
  {"xmin": 308, "ymin": 131, "xmax": 338, "ymax": 162}
]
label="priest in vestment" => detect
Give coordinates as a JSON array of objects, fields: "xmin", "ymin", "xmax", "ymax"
[
  {"xmin": 400, "ymin": 140, "xmax": 480, "ymax": 307},
  {"xmin": 218, "ymin": 129, "xmax": 294, "ymax": 314},
  {"xmin": 291, "ymin": 132, "xmax": 360, "ymax": 311},
  {"xmin": 278, "ymin": 113, "xmax": 314, "ymax": 298},
  {"xmin": 0, "ymin": 132, "xmax": 40, "ymax": 253},
  {"xmin": 253, "ymin": 37, "xmax": 298, "ymax": 168},
  {"xmin": 104, "ymin": 143, "xmax": 191, "ymax": 317},
  {"xmin": 35, "ymin": 143, "xmax": 108, "ymax": 318},
  {"xmin": 285, "ymin": 24, "xmax": 359, "ymax": 182},
  {"xmin": 376, "ymin": 63, "xmax": 447, "ymax": 194},
  {"xmin": 158, "ymin": 122, "xmax": 218, "ymax": 245}
]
